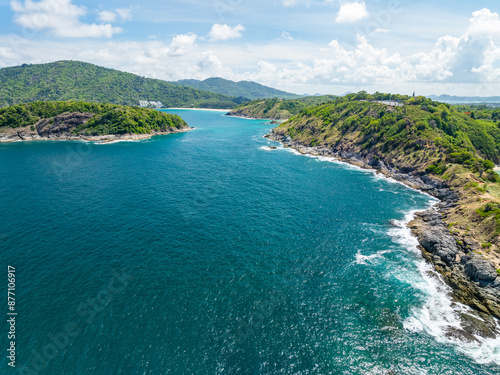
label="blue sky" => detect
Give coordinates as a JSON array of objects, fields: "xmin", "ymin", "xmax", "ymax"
[{"xmin": 1, "ymin": 0, "xmax": 500, "ymax": 96}]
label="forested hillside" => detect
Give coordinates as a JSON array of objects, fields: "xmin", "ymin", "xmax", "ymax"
[
  {"xmin": 0, "ymin": 101, "xmax": 188, "ymax": 136},
  {"xmin": 0, "ymin": 61, "xmax": 243, "ymax": 108}
]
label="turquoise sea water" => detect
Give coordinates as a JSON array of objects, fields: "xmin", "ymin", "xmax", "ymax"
[{"xmin": 1, "ymin": 109, "xmax": 500, "ymax": 374}]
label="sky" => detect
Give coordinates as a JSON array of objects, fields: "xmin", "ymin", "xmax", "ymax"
[{"xmin": 0, "ymin": 0, "xmax": 500, "ymax": 96}]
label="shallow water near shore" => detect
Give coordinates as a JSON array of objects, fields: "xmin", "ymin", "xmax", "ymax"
[{"xmin": 1, "ymin": 109, "xmax": 500, "ymax": 374}]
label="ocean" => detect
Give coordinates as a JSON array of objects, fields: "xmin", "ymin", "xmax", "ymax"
[{"xmin": 1, "ymin": 109, "xmax": 499, "ymax": 374}]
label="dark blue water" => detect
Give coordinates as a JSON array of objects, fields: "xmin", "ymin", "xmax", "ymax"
[{"xmin": 1, "ymin": 109, "xmax": 499, "ymax": 374}]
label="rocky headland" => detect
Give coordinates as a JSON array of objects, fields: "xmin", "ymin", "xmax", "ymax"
[
  {"xmin": 0, "ymin": 102, "xmax": 191, "ymax": 143},
  {"xmin": 0, "ymin": 112, "xmax": 190, "ymax": 143}
]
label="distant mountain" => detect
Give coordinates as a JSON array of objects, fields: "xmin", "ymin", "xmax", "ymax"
[
  {"xmin": 170, "ymin": 77, "xmax": 301, "ymax": 100},
  {"xmin": 428, "ymin": 95, "xmax": 500, "ymax": 104},
  {"xmin": 0, "ymin": 61, "xmax": 244, "ymax": 108}
]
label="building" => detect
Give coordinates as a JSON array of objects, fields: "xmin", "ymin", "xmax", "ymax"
[{"xmin": 138, "ymin": 101, "xmax": 163, "ymax": 108}]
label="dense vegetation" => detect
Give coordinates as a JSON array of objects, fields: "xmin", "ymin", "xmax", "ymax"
[
  {"xmin": 0, "ymin": 101, "xmax": 188, "ymax": 135},
  {"xmin": 171, "ymin": 77, "xmax": 301, "ymax": 100},
  {"xmin": 228, "ymin": 95, "xmax": 338, "ymax": 119},
  {"xmin": 276, "ymin": 94, "xmax": 500, "ymax": 167},
  {"xmin": 451, "ymin": 104, "xmax": 500, "ymax": 122},
  {"xmin": 0, "ymin": 61, "xmax": 243, "ymax": 109}
]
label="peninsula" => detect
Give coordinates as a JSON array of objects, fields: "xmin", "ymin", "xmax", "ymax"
[{"xmin": 0, "ymin": 101, "xmax": 190, "ymax": 143}]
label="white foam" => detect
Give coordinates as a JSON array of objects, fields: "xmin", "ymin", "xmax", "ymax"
[
  {"xmin": 260, "ymin": 146, "xmax": 282, "ymax": 151},
  {"xmin": 406, "ymin": 260, "xmax": 500, "ymax": 365},
  {"xmin": 389, "ymin": 209, "xmax": 500, "ymax": 366},
  {"xmin": 283, "ymin": 147, "xmax": 374, "ymax": 173},
  {"xmin": 387, "ymin": 210, "xmax": 426, "ymax": 255},
  {"xmin": 94, "ymin": 139, "xmax": 150, "ymax": 145},
  {"xmin": 355, "ymin": 249, "xmax": 391, "ymax": 265}
]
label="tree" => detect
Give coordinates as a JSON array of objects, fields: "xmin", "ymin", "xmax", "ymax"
[
  {"xmin": 475, "ymin": 159, "xmax": 495, "ymax": 178},
  {"xmin": 483, "ymin": 159, "xmax": 495, "ymax": 170}
]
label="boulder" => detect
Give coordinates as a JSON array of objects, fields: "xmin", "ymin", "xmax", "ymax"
[{"xmin": 464, "ymin": 257, "xmax": 498, "ymax": 282}]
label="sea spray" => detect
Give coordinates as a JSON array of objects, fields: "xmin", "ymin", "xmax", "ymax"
[{"xmin": 389, "ymin": 210, "xmax": 500, "ymax": 365}]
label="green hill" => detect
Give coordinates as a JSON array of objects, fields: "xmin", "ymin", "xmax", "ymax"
[
  {"xmin": 227, "ymin": 95, "xmax": 338, "ymax": 119},
  {"xmin": 171, "ymin": 77, "xmax": 301, "ymax": 100},
  {"xmin": 0, "ymin": 61, "xmax": 243, "ymax": 109},
  {"xmin": 0, "ymin": 101, "xmax": 188, "ymax": 139},
  {"xmin": 273, "ymin": 94, "xmax": 500, "ymax": 164}
]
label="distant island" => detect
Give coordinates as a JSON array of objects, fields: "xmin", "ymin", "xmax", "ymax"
[
  {"xmin": 428, "ymin": 94, "xmax": 500, "ymax": 105},
  {"xmin": 265, "ymin": 91, "xmax": 500, "ymax": 319},
  {"xmin": 0, "ymin": 101, "xmax": 190, "ymax": 143},
  {"xmin": 0, "ymin": 61, "xmax": 244, "ymax": 109}
]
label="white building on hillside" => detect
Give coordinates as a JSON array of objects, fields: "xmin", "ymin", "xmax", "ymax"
[{"xmin": 139, "ymin": 101, "xmax": 163, "ymax": 108}]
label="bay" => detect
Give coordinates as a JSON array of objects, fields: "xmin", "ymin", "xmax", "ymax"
[{"xmin": 0, "ymin": 109, "xmax": 499, "ymax": 374}]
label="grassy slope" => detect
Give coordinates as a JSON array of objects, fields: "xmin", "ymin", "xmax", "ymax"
[
  {"xmin": 0, "ymin": 61, "xmax": 242, "ymax": 109},
  {"xmin": 227, "ymin": 96, "xmax": 338, "ymax": 119},
  {"xmin": 272, "ymin": 96, "xmax": 500, "ymax": 266},
  {"xmin": 0, "ymin": 101, "xmax": 188, "ymax": 135}
]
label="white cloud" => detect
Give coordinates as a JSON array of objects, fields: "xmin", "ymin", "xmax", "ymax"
[
  {"xmin": 208, "ymin": 24, "xmax": 244, "ymax": 42},
  {"xmin": 398, "ymin": 8, "xmax": 500, "ymax": 83},
  {"xmin": 197, "ymin": 51, "xmax": 224, "ymax": 74},
  {"xmin": 98, "ymin": 8, "xmax": 132, "ymax": 23},
  {"xmin": 372, "ymin": 28, "xmax": 389, "ymax": 35},
  {"xmin": 98, "ymin": 11, "xmax": 116, "ymax": 22},
  {"xmin": 468, "ymin": 8, "xmax": 500, "ymax": 37},
  {"xmin": 5, "ymin": 7, "xmax": 500, "ymax": 96},
  {"xmin": 0, "ymin": 45, "xmax": 28, "ymax": 67},
  {"xmin": 238, "ymin": 35, "xmax": 402, "ymax": 88},
  {"xmin": 282, "ymin": 0, "xmax": 298, "ymax": 6},
  {"xmin": 413, "ymin": 40, "xmax": 454, "ymax": 80},
  {"xmin": 281, "ymin": 31, "xmax": 294, "ymax": 40},
  {"xmin": 10, "ymin": 0, "xmax": 122, "ymax": 38},
  {"xmin": 335, "ymin": 1, "xmax": 369, "ymax": 24},
  {"xmin": 169, "ymin": 34, "xmax": 197, "ymax": 56},
  {"xmin": 248, "ymin": 8, "xmax": 500, "ymax": 89},
  {"xmin": 116, "ymin": 8, "xmax": 132, "ymax": 21}
]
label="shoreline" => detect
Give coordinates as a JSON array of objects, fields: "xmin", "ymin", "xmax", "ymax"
[
  {"xmin": 225, "ymin": 111, "xmax": 279, "ymax": 121},
  {"xmin": 226, "ymin": 114, "xmax": 265, "ymax": 120},
  {"xmin": 266, "ymin": 131, "xmax": 500, "ymax": 322},
  {"xmin": 226, "ymin": 113, "xmax": 285, "ymax": 124},
  {"xmin": 0, "ymin": 127, "xmax": 192, "ymax": 144}
]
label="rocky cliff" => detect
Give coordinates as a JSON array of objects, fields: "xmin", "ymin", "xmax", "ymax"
[{"xmin": 410, "ymin": 210, "xmax": 500, "ymax": 318}]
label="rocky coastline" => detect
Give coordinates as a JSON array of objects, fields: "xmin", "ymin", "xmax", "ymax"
[
  {"xmin": 267, "ymin": 132, "xmax": 500, "ymax": 323},
  {"xmin": 0, "ymin": 127, "xmax": 191, "ymax": 143}
]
